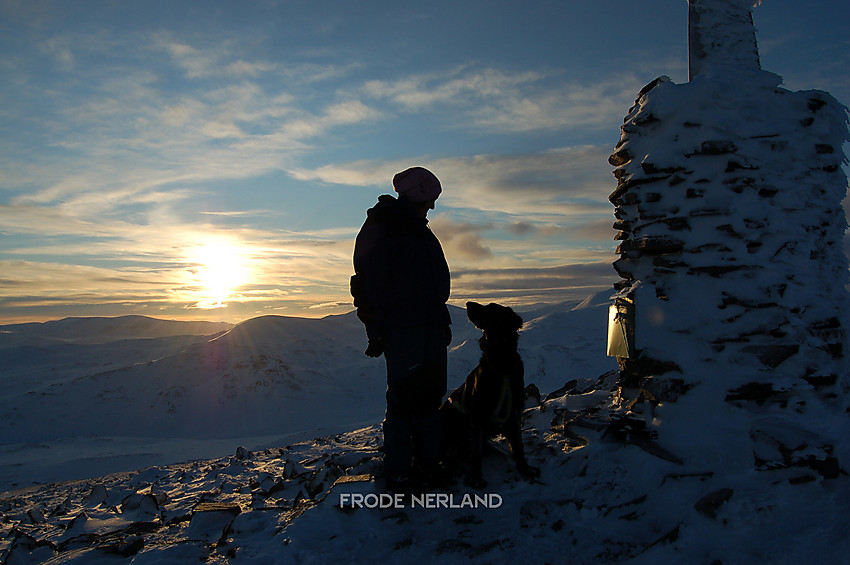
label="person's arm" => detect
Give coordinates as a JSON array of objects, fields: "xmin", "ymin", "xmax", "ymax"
[{"xmin": 353, "ymin": 219, "xmax": 389, "ymax": 349}]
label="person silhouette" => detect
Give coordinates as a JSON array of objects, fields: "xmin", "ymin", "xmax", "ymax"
[{"xmin": 351, "ymin": 166, "xmax": 452, "ymax": 491}]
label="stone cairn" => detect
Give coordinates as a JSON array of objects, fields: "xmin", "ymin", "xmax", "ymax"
[{"xmin": 607, "ymin": 0, "xmax": 849, "ymax": 479}]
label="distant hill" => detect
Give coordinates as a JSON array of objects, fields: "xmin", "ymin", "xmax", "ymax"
[
  {"xmin": 0, "ymin": 294, "xmax": 617, "ymax": 490},
  {"xmin": 0, "ymin": 315, "xmax": 232, "ymax": 347}
]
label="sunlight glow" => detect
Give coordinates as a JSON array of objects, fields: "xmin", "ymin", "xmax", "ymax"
[{"xmin": 191, "ymin": 241, "xmax": 250, "ymax": 309}]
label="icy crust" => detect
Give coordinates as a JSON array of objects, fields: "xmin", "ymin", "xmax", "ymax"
[
  {"xmin": 2, "ymin": 381, "xmax": 848, "ymax": 565},
  {"xmin": 610, "ymin": 72, "xmax": 850, "ymax": 386}
]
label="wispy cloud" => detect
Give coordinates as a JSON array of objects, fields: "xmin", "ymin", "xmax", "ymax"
[
  {"xmin": 361, "ymin": 65, "xmax": 649, "ymax": 133},
  {"xmin": 152, "ymin": 34, "xmax": 277, "ymax": 80},
  {"xmin": 289, "ymin": 143, "xmax": 621, "ymax": 309},
  {"xmin": 363, "ymin": 67, "xmax": 545, "ymax": 110},
  {"xmin": 428, "ymin": 216, "xmax": 493, "ymax": 261},
  {"xmin": 0, "ymin": 219, "xmax": 362, "ymax": 322},
  {"xmin": 450, "ymin": 261, "xmax": 618, "ymax": 306},
  {"xmin": 292, "ymin": 145, "xmax": 616, "ymax": 218},
  {"xmin": 0, "ymin": 14, "xmax": 636, "ymax": 322}
]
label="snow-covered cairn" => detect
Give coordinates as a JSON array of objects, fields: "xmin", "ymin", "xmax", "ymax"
[{"xmin": 607, "ymin": 0, "xmax": 850, "ymax": 479}]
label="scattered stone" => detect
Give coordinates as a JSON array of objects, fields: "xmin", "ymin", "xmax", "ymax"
[
  {"xmin": 27, "ymin": 507, "xmax": 46, "ymax": 524},
  {"xmin": 694, "ymin": 488, "xmax": 734, "ymax": 519},
  {"xmin": 305, "ymin": 463, "xmax": 345, "ymax": 499},
  {"xmin": 436, "ymin": 538, "xmax": 472, "ymax": 555},
  {"xmin": 609, "ymin": 148, "xmax": 633, "ymax": 167},
  {"xmin": 648, "ymin": 523, "xmax": 681, "ymax": 547},
  {"xmin": 616, "ymin": 236, "xmax": 685, "ymax": 255},
  {"xmin": 686, "ymin": 265, "xmax": 748, "ymax": 277},
  {"xmin": 82, "ymin": 484, "xmax": 108, "ymax": 508},
  {"xmin": 643, "ymin": 377, "xmax": 695, "ymax": 403},
  {"xmin": 725, "ymin": 382, "xmax": 782, "ymax": 405},
  {"xmin": 120, "ymin": 492, "xmax": 160, "ymax": 522},
  {"xmin": 97, "ymin": 536, "xmax": 144, "ymax": 557},
  {"xmin": 740, "ymin": 344, "xmax": 799, "ymax": 368},
  {"xmin": 187, "ymin": 502, "xmax": 242, "ymax": 543},
  {"xmin": 692, "ymin": 139, "xmax": 738, "ymax": 155},
  {"xmin": 4, "ymin": 532, "xmax": 58, "ymax": 564},
  {"xmin": 524, "ymin": 383, "xmax": 542, "ymax": 408},
  {"xmin": 469, "ymin": 538, "xmax": 512, "ymax": 558},
  {"xmin": 454, "ymin": 514, "xmax": 484, "ymax": 526},
  {"xmin": 750, "ymin": 426, "xmax": 841, "ymax": 480},
  {"xmin": 802, "ymin": 374, "xmax": 837, "ymax": 388}
]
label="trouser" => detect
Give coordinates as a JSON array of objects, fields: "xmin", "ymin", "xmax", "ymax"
[{"xmin": 382, "ymin": 325, "xmax": 448, "ymax": 476}]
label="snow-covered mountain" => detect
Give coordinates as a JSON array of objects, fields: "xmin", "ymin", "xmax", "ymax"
[
  {"xmin": 0, "ymin": 295, "xmax": 615, "ymax": 492},
  {"xmin": 0, "ymin": 316, "xmax": 232, "ymax": 347},
  {"xmin": 1, "ymin": 294, "xmax": 848, "ymax": 564}
]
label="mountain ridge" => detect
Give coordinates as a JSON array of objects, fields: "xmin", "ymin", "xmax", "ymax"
[{"xmin": 0, "ymin": 292, "xmax": 617, "ymax": 492}]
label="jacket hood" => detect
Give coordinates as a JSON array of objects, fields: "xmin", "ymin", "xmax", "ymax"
[{"xmin": 367, "ymin": 194, "xmax": 427, "ymax": 226}]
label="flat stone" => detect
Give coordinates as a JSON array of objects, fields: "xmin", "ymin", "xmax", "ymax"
[{"xmin": 694, "ymin": 488, "xmax": 734, "ymax": 519}]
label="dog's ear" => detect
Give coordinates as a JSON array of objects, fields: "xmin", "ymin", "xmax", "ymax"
[
  {"xmin": 489, "ymin": 303, "xmax": 523, "ymax": 332},
  {"xmin": 466, "ymin": 301, "xmax": 485, "ymax": 327},
  {"xmin": 508, "ymin": 308, "xmax": 523, "ymax": 331},
  {"xmin": 467, "ymin": 301, "xmax": 523, "ymax": 332}
]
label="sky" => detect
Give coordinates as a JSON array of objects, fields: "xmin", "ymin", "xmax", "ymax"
[{"xmin": 0, "ymin": 0, "xmax": 848, "ymax": 324}]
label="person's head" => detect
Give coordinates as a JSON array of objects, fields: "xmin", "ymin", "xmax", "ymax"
[{"xmin": 393, "ymin": 167, "xmax": 441, "ymax": 218}]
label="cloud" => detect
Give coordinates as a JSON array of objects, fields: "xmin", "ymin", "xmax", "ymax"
[
  {"xmin": 432, "ymin": 147, "xmax": 615, "ymax": 214},
  {"xmin": 0, "ymin": 260, "xmax": 182, "ymax": 306},
  {"xmin": 469, "ymin": 81, "xmax": 638, "ymax": 133},
  {"xmin": 449, "ymin": 261, "xmax": 618, "ymax": 306},
  {"xmin": 154, "ymin": 36, "xmax": 260, "ymax": 80},
  {"xmin": 361, "ymin": 65, "xmax": 649, "ymax": 133},
  {"xmin": 39, "ymin": 36, "xmax": 76, "ymax": 69},
  {"xmin": 289, "ymin": 145, "xmax": 621, "ymax": 310},
  {"xmin": 289, "ymin": 160, "xmax": 397, "ymax": 187},
  {"xmin": 363, "ymin": 67, "xmax": 545, "ymax": 111},
  {"xmin": 0, "ymin": 218, "xmax": 364, "ymax": 323},
  {"xmin": 0, "ymin": 22, "xmax": 635, "ymax": 323},
  {"xmin": 150, "ymin": 31, "xmax": 360, "ymax": 85},
  {"xmin": 200, "ymin": 119, "xmax": 246, "ymax": 139},
  {"xmin": 3, "ymin": 65, "xmax": 386, "ymax": 241},
  {"xmin": 292, "ymin": 145, "xmax": 616, "ymax": 219},
  {"xmin": 323, "ymin": 100, "xmax": 383, "ymax": 126},
  {"xmin": 506, "ymin": 222, "xmax": 537, "ymax": 236},
  {"xmin": 428, "ymin": 216, "xmax": 492, "ymax": 261},
  {"xmin": 224, "ymin": 59, "xmax": 277, "ymax": 77},
  {"xmin": 5, "ymin": 28, "xmax": 623, "ymax": 235},
  {"xmin": 572, "ymin": 217, "xmax": 618, "ymax": 242}
]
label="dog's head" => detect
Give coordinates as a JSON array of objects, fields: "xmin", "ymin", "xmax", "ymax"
[{"xmin": 466, "ymin": 301, "xmax": 523, "ymax": 341}]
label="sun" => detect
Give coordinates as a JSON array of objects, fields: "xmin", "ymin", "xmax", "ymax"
[{"xmin": 192, "ymin": 241, "xmax": 249, "ymax": 309}]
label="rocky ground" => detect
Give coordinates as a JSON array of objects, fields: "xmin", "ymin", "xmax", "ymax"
[{"xmin": 2, "ymin": 370, "xmax": 847, "ymax": 564}]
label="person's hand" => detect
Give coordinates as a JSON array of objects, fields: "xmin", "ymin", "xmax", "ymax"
[
  {"xmin": 364, "ymin": 338, "xmax": 384, "ymax": 358},
  {"xmin": 445, "ymin": 325, "xmax": 452, "ymax": 347}
]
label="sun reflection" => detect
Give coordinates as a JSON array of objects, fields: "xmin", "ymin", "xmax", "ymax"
[{"xmin": 191, "ymin": 241, "xmax": 249, "ymax": 309}]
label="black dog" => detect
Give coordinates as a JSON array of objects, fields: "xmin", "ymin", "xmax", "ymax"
[{"xmin": 440, "ymin": 301, "xmax": 539, "ymax": 489}]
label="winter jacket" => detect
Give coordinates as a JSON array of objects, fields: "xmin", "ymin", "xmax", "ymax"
[{"xmin": 351, "ymin": 195, "xmax": 451, "ymax": 339}]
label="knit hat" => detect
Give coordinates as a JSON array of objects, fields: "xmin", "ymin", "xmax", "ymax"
[{"xmin": 392, "ymin": 167, "xmax": 442, "ymax": 203}]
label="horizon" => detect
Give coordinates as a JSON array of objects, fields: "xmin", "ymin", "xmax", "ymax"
[
  {"xmin": 0, "ymin": 290, "xmax": 601, "ymax": 326},
  {"xmin": 1, "ymin": 0, "xmax": 848, "ymax": 324}
]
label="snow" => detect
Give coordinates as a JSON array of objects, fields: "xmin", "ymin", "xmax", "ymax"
[
  {"xmin": 608, "ymin": 63, "xmax": 850, "ymax": 481},
  {"xmin": 0, "ymin": 300, "xmax": 614, "ymax": 491},
  {"xmin": 1, "ymin": 293, "xmax": 848, "ymax": 564}
]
